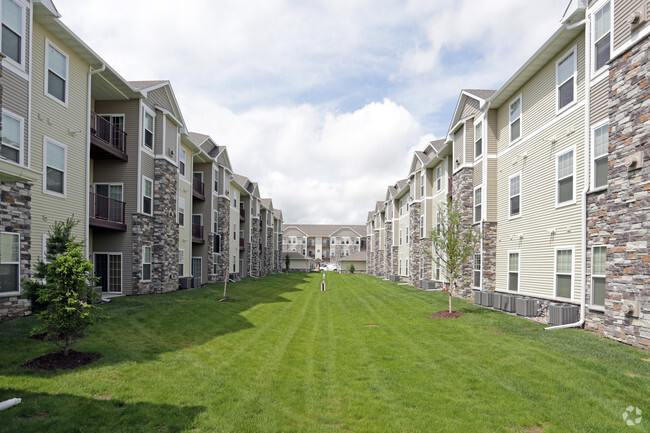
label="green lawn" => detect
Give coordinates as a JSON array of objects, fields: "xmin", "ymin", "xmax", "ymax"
[{"xmin": 0, "ymin": 273, "xmax": 649, "ymax": 432}]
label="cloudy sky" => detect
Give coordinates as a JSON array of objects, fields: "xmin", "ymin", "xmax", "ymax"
[{"xmin": 55, "ymin": 0, "xmax": 569, "ymax": 224}]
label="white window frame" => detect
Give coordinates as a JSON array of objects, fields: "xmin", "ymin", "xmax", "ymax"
[
  {"xmin": 508, "ymin": 250, "xmax": 520, "ymax": 292},
  {"xmin": 178, "ymin": 197, "xmax": 185, "ymax": 227},
  {"xmin": 93, "ymin": 252, "xmax": 123, "ymax": 294},
  {"xmin": 214, "ymin": 168, "xmax": 219, "ymax": 195},
  {"xmin": 0, "ymin": 231, "xmax": 20, "ymax": 295},
  {"xmin": 473, "ymin": 253, "xmax": 481, "ymax": 289},
  {"xmin": 179, "ymin": 147, "xmax": 186, "ymax": 177},
  {"xmin": 43, "ymin": 137, "xmax": 66, "ymax": 198},
  {"xmin": 420, "ymin": 172, "xmax": 425, "ymax": 198},
  {"xmin": 142, "ymin": 245, "xmax": 152, "ymax": 282},
  {"xmin": 435, "ymin": 165, "xmax": 442, "ymax": 192},
  {"xmin": 509, "ymin": 94, "xmax": 522, "ymax": 144},
  {"xmin": 509, "ymin": 172, "xmax": 521, "ymax": 219},
  {"xmin": 592, "ymin": 0, "xmax": 612, "ymax": 76},
  {"xmin": 1, "ymin": 0, "xmax": 26, "ymax": 72},
  {"xmin": 405, "ymin": 259, "xmax": 409, "ymax": 277},
  {"xmin": 556, "ymin": 147, "xmax": 576, "ymax": 208},
  {"xmin": 556, "ymin": 45, "xmax": 577, "ymax": 113},
  {"xmin": 178, "ymin": 248, "xmax": 185, "ymax": 276},
  {"xmin": 435, "ymin": 258, "xmax": 441, "ymax": 281},
  {"xmin": 142, "ymin": 176, "xmax": 153, "ymax": 216},
  {"xmin": 420, "ymin": 215, "xmax": 424, "ymax": 238},
  {"xmin": 142, "ymin": 107, "xmax": 155, "ymax": 153},
  {"xmin": 473, "ymin": 186, "xmax": 482, "ymax": 224},
  {"xmin": 591, "ymin": 245, "xmax": 606, "ymax": 308},
  {"xmin": 591, "ymin": 120, "xmax": 609, "ymax": 191},
  {"xmin": 1, "ymin": 109, "xmax": 24, "ymax": 166},
  {"xmin": 554, "ymin": 247, "xmax": 575, "ymax": 300},
  {"xmin": 399, "ymin": 229, "xmax": 402, "ymax": 246},
  {"xmin": 44, "ymin": 39, "xmax": 69, "ymax": 107},
  {"xmin": 474, "ymin": 120, "xmax": 483, "ymax": 160}
]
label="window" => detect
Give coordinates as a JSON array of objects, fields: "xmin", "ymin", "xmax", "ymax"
[
  {"xmin": 436, "ymin": 210, "xmax": 442, "ymax": 233},
  {"xmin": 420, "ymin": 173, "xmax": 425, "ymax": 197},
  {"xmin": 593, "ymin": 1, "xmax": 611, "ymax": 73},
  {"xmin": 474, "ymin": 121, "xmax": 483, "ymax": 159},
  {"xmin": 1, "ymin": 111, "xmax": 22, "ymax": 164},
  {"xmin": 555, "ymin": 248, "xmax": 573, "ymax": 299},
  {"xmin": 0, "ymin": 232, "xmax": 19, "ymax": 293},
  {"xmin": 436, "ymin": 165, "xmax": 442, "ymax": 192},
  {"xmin": 509, "ymin": 96, "xmax": 522, "ymax": 143},
  {"xmin": 473, "ymin": 254, "xmax": 481, "ymax": 288},
  {"xmin": 592, "ymin": 246, "xmax": 606, "ymax": 306},
  {"xmin": 399, "ymin": 229, "xmax": 402, "ymax": 246},
  {"xmin": 94, "ymin": 253, "xmax": 122, "ymax": 293},
  {"xmin": 213, "ymin": 253, "xmax": 218, "ymax": 274},
  {"xmin": 557, "ymin": 149, "xmax": 574, "ymax": 205},
  {"xmin": 214, "ymin": 234, "xmax": 221, "ymax": 254},
  {"xmin": 406, "ymin": 227, "xmax": 409, "ymax": 244},
  {"xmin": 144, "ymin": 111, "xmax": 154, "ymax": 150},
  {"xmin": 593, "ymin": 123, "xmax": 608, "ymax": 189},
  {"xmin": 44, "ymin": 139, "xmax": 66, "ymax": 195},
  {"xmin": 214, "ymin": 169, "xmax": 219, "ymax": 193},
  {"xmin": 509, "ymin": 173, "xmax": 521, "ymax": 218},
  {"xmin": 1, "ymin": 0, "xmax": 24, "ymax": 66},
  {"xmin": 142, "ymin": 177, "xmax": 153, "ymax": 215},
  {"xmin": 178, "ymin": 249, "xmax": 184, "ymax": 276},
  {"xmin": 435, "ymin": 259, "xmax": 441, "ymax": 281},
  {"xmin": 233, "ymin": 190, "xmax": 237, "ymax": 208},
  {"xmin": 178, "ymin": 197, "xmax": 185, "ymax": 227},
  {"xmin": 474, "ymin": 187, "xmax": 482, "ymax": 223},
  {"xmin": 179, "ymin": 148, "xmax": 186, "ymax": 176},
  {"xmin": 399, "ymin": 199, "xmax": 403, "ymax": 216},
  {"xmin": 142, "ymin": 246, "xmax": 152, "ymax": 282},
  {"xmin": 213, "ymin": 210, "xmax": 218, "ymax": 233},
  {"xmin": 399, "ymin": 260, "xmax": 402, "ymax": 274},
  {"xmin": 508, "ymin": 251, "xmax": 519, "ymax": 292},
  {"xmin": 46, "ymin": 41, "xmax": 68, "ymax": 104},
  {"xmin": 405, "ymin": 259, "xmax": 409, "ymax": 277},
  {"xmin": 420, "ymin": 216, "xmax": 424, "ymax": 238},
  {"xmin": 557, "ymin": 47, "xmax": 576, "ymax": 111}
]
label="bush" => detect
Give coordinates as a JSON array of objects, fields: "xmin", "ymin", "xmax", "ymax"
[{"xmin": 348, "ymin": 264, "xmax": 355, "ymax": 274}]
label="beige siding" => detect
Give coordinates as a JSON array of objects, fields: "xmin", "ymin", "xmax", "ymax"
[
  {"xmin": 461, "ymin": 97, "xmax": 481, "ymax": 118},
  {"xmin": 613, "ymin": 0, "xmax": 644, "ymax": 50},
  {"xmin": 486, "ymin": 158, "xmax": 498, "ymax": 222},
  {"xmin": 165, "ymin": 116, "xmax": 179, "ymax": 161},
  {"xmin": 466, "ymin": 119, "xmax": 475, "ymax": 163},
  {"xmin": 473, "ymin": 158, "xmax": 483, "ymax": 186},
  {"xmin": 453, "ymin": 128, "xmax": 465, "ymax": 168},
  {"xmin": 487, "ymin": 109, "xmax": 498, "ymax": 154},
  {"xmin": 3, "ymin": 69, "xmax": 29, "ymax": 166},
  {"xmin": 589, "ymin": 75, "xmax": 609, "ymax": 124},
  {"xmin": 147, "ymin": 87, "xmax": 174, "ymax": 114}
]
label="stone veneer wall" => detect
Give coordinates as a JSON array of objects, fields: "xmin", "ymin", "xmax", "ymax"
[
  {"xmin": 597, "ymin": 38, "xmax": 650, "ymax": 350},
  {"xmin": 408, "ymin": 202, "xmax": 421, "ymax": 286},
  {"xmin": 132, "ymin": 160, "xmax": 179, "ymax": 294},
  {"xmin": 585, "ymin": 189, "xmax": 608, "ymax": 335},
  {"xmin": 214, "ymin": 196, "xmax": 231, "ymax": 282},
  {"xmin": 0, "ymin": 182, "xmax": 32, "ymax": 321},
  {"xmin": 481, "ymin": 222, "xmax": 497, "ymax": 291},
  {"xmin": 419, "ymin": 238, "xmax": 432, "ymax": 281},
  {"xmin": 385, "ymin": 221, "xmax": 393, "ymax": 278},
  {"xmin": 452, "ymin": 168, "xmax": 475, "ymax": 299},
  {"xmin": 391, "ymin": 245, "xmax": 399, "ymax": 276},
  {"xmin": 250, "ymin": 217, "xmax": 261, "ymax": 277},
  {"xmin": 276, "ymin": 233, "xmax": 282, "ymax": 273},
  {"xmin": 264, "ymin": 227, "xmax": 273, "ymax": 274}
]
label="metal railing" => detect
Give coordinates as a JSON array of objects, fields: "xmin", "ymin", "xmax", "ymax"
[
  {"xmin": 193, "ymin": 177, "xmax": 205, "ymax": 197},
  {"xmin": 89, "ymin": 192, "xmax": 125, "ymax": 224},
  {"xmin": 192, "ymin": 224, "xmax": 204, "ymax": 240},
  {"xmin": 90, "ymin": 112, "xmax": 127, "ymax": 154}
]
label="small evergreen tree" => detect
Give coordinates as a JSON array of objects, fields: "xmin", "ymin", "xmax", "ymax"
[
  {"xmin": 348, "ymin": 264, "xmax": 356, "ymax": 274},
  {"xmin": 426, "ymin": 199, "xmax": 481, "ymax": 313},
  {"xmin": 32, "ymin": 243, "xmax": 104, "ymax": 356},
  {"xmin": 285, "ymin": 254, "xmax": 291, "ymax": 273}
]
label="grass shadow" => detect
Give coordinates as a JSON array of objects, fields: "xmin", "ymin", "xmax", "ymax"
[{"xmin": 0, "ymin": 388, "xmax": 204, "ymax": 433}]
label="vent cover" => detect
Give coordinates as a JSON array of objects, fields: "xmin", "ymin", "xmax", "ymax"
[
  {"xmin": 516, "ymin": 298, "xmax": 537, "ymax": 316},
  {"xmin": 389, "ymin": 275, "xmax": 400, "ymax": 282},
  {"xmin": 548, "ymin": 303, "xmax": 579, "ymax": 325}
]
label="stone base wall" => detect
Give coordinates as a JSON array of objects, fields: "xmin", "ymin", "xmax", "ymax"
[
  {"xmin": 482, "ymin": 222, "xmax": 497, "ymax": 291},
  {"xmin": 264, "ymin": 227, "xmax": 273, "ymax": 275},
  {"xmin": 391, "ymin": 246, "xmax": 399, "ymax": 276},
  {"xmin": 0, "ymin": 181, "xmax": 31, "ymax": 321},
  {"xmin": 408, "ymin": 202, "xmax": 421, "ymax": 286},
  {"xmin": 250, "ymin": 217, "xmax": 261, "ymax": 277},
  {"xmin": 376, "ymin": 250, "xmax": 384, "ymax": 278},
  {"xmin": 132, "ymin": 214, "xmax": 155, "ymax": 294},
  {"xmin": 419, "ymin": 238, "xmax": 432, "ymax": 281},
  {"xmin": 214, "ymin": 197, "xmax": 231, "ymax": 283},
  {"xmin": 385, "ymin": 221, "xmax": 393, "ymax": 278},
  {"xmin": 452, "ymin": 168, "xmax": 475, "ymax": 299}
]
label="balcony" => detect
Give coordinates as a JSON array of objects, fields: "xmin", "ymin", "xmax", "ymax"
[
  {"xmin": 360, "ymin": 240, "xmax": 367, "ymax": 249},
  {"xmin": 240, "ymin": 206, "xmax": 246, "ymax": 221},
  {"xmin": 307, "ymin": 240, "xmax": 315, "ymax": 247},
  {"xmin": 89, "ymin": 192, "xmax": 126, "ymax": 231},
  {"xmin": 193, "ymin": 177, "xmax": 205, "ymax": 201},
  {"xmin": 322, "ymin": 240, "xmax": 330, "ymax": 247},
  {"xmin": 239, "ymin": 238, "xmax": 245, "ymax": 250},
  {"xmin": 192, "ymin": 224, "xmax": 204, "ymax": 244},
  {"xmin": 90, "ymin": 112, "xmax": 128, "ymax": 161},
  {"xmin": 448, "ymin": 177, "xmax": 453, "ymax": 198}
]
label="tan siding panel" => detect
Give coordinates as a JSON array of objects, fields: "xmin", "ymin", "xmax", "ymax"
[
  {"xmin": 3, "ymin": 70, "xmax": 29, "ymax": 166},
  {"xmin": 165, "ymin": 117, "xmax": 178, "ymax": 161},
  {"xmin": 488, "ymin": 109, "xmax": 498, "ymax": 154},
  {"xmin": 473, "ymin": 159, "xmax": 483, "ymax": 186},
  {"xmin": 466, "ymin": 119, "xmax": 474, "ymax": 163},
  {"xmin": 461, "ymin": 98, "xmax": 480, "ymax": 118},
  {"xmin": 147, "ymin": 88, "xmax": 174, "ymax": 114},
  {"xmin": 589, "ymin": 77, "xmax": 609, "ymax": 124},
  {"xmin": 613, "ymin": 0, "xmax": 644, "ymax": 50},
  {"xmin": 454, "ymin": 128, "xmax": 464, "ymax": 167},
  {"xmin": 487, "ymin": 159, "xmax": 497, "ymax": 221}
]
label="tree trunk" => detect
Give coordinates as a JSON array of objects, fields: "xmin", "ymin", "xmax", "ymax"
[
  {"xmin": 448, "ymin": 281, "xmax": 453, "ymax": 313},
  {"xmin": 223, "ymin": 278, "xmax": 228, "ymax": 298}
]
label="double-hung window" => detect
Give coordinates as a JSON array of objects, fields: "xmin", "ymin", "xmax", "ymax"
[
  {"xmin": 214, "ymin": 168, "xmax": 219, "ymax": 194},
  {"xmin": 593, "ymin": 1, "xmax": 611, "ymax": 73},
  {"xmin": 592, "ymin": 246, "xmax": 606, "ymax": 307},
  {"xmin": 179, "ymin": 148, "xmax": 186, "ymax": 176},
  {"xmin": 46, "ymin": 41, "xmax": 68, "ymax": 104},
  {"xmin": 142, "ymin": 176, "xmax": 153, "ymax": 215},
  {"xmin": 473, "ymin": 254, "xmax": 481, "ymax": 288},
  {"xmin": 557, "ymin": 47, "xmax": 577, "ymax": 111},
  {"xmin": 420, "ymin": 216, "xmax": 424, "ymax": 238},
  {"xmin": 1, "ymin": 111, "xmax": 22, "ymax": 164},
  {"xmin": 1, "ymin": 0, "xmax": 24, "ymax": 66},
  {"xmin": 399, "ymin": 229, "xmax": 402, "ymax": 246},
  {"xmin": 44, "ymin": 139, "xmax": 66, "ymax": 195},
  {"xmin": 436, "ymin": 165, "xmax": 442, "ymax": 192},
  {"xmin": 509, "ymin": 173, "xmax": 521, "ymax": 218},
  {"xmin": 557, "ymin": 149, "xmax": 574, "ymax": 205},
  {"xmin": 474, "ymin": 186, "xmax": 482, "ymax": 223},
  {"xmin": 555, "ymin": 248, "xmax": 573, "ymax": 299},
  {"xmin": 178, "ymin": 197, "xmax": 185, "ymax": 227},
  {"xmin": 142, "ymin": 246, "xmax": 152, "ymax": 281},
  {"xmin": 474, "ymin": 121, "xmax": 483, "ymax": 159},
  {"xmin": 508, "ymin": 251, "xmax": 519, "ymax": 292},
  {"xmin": 406, "ymin": 227, "xmax": 409, "ymax": 244},
  {"xmin": 593, "ymin": 123, "xmax": 609, "ymax": 189},
  {"xmin": 0, "ymin": 232, "xmax": 20, "ymax": 293},
  {"xmin": 420, "ymin": 173, "xmax": 425, "ymax": 198},
  {"xmin": 509, "ymin": 96, "xmax": 522, "ymax": 143},
  {"xmin": 143, "ymin": 111, "xmax": 154, "ymax": 151}
]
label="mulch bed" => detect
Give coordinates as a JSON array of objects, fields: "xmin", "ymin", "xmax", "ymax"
[
  {"xmin": 429, "ymin": 311, "xmax": 464, "ymax": 319},
  {"xmin": 21, "ymin": 350, "xmax": 100, "ymax": 370}
]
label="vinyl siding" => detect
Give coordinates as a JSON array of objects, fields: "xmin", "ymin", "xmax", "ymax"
[
  {"xmin": 164, "ymin": 116, "xmax": 178, "ymax": 161},
  {"xmin": 29, "ymin": 22, "xmax": 90, "ymax": 271},
  {"xmin": 473, "ymin": 158, "xmax": 483, "ymax": 186},
  {"xmin": 461, "ymin": 97, "xmax": 481, "ymax": 118},
  {"xmin": 178, "ymin": 142, "xmax": 193, "ymax": 275},
  {"xmin": 589, "ymin": 74, "xmax": 609, "ymax": 124},
  {"xmin": 3, "ymin": 69, "xmax": 29, "ymax": 166},
  {"xmin": 612, "ymin": 0, "xmax": 645, "ymax": 50},
  {"xmin": 147, "ymin": 87, "xmax": 174, "ymax": 115},
  {"xmin": 487, "ymin": 109, "xmax": 498, "ymax": 154},
  {"xmin": 466, "ymin": 118, "xmax": 475, "ymax": 163},
  {"xmin": 495, "ymin": 107, "xmax": 585, "ymax": 302},
  {"xmin": 486, "ymin": 158, "xmax": 498, "ymax": 222},
  {"xmin": 496, "ymin": 33, "xmax": 586, "ymax": 154},
  {"xmin": 453, "ymin": 128, "xmax": 465, "ymax": 168}
]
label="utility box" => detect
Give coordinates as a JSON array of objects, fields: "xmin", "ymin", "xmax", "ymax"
[
  {"xmin": 516, "ymin": 298, "xmax": 537, "ymax": 317},
  {"xmin": 481, "ymin": 291, "xmax": 494, "ymax": 308},
  {"xmin": 389, "ymin": 275, "xmax": 400, "ymax": 282},
  {"xmin": 473, "ymin": 290, "xmax": 481, "ymax": 305},
  {"xmin": 548, "ymin": 303, "xmax": 579, "ymax": 325},
  {"xmin": 420, "ymin": 280, "xmax": 437, "ymax": 290},
  {"xmin": 500, "ymin": 294, "xmax": 518, "ymax": 313},
  {"xmin": 179, "ymin": 277, "xmax": 191, "ymax": 290},
  {"xmin": 492, "ymin": 293, "xmax": 503, "ymax": 310}
]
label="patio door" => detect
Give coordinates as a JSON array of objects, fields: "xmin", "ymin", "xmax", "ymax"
[
  {"xmin": 94, "ymin": 184, "xmax": 123, "ymax": 221},
  {"xmin": 192, "ymin": 257, "xmax": 202, "ymax": 285},
  {"xmin": 94, "ymin": 253, "xmax": 122, "ymax": 293}
]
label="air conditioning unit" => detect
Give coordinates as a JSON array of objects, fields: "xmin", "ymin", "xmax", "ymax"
[
  {"xmin": 548, "ymin": 303, "xmax": 579, "ymax": 325},
  {"xmin": 516, "ymin": 298, "xmax": 537, "ymax": 317},
  {"xmin": 500, "ymin": 294, "xmax": 518, "ymax": 313},
  {"xmin": 178, "ymin": 277, "xmax": 191, "ymax": 290},
  {"xmin": 389, "ymin": 275, "xmax": 400, "ymax": 282},
  {"xmin": 481, "ymin": 291, "xmax": 494, "ymax": 308},
  {"xmin": 492, "ymin": 293, "xmax": 503, "ymax": 310},
  {"xmin": 420, "ymin": 280, "xmax": 437, "ymax": 290},
  {"xmin": 473, "ymin": 290, "xmax": 481, "ymax": 305}
]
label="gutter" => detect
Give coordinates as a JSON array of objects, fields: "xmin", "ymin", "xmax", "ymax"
[{"xmin": 546, "ymin": 17, "xmax": 589, "ymax": 331}]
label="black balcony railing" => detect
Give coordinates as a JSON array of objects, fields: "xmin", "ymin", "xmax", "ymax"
[
  {"xmin": 90, "ymin": 112, "xmax": 127, "ymax": 155},
  {"xmin": 89, "ymin": 192, "xmax": 125, "ymax": 224},
  {"xmin": 193, "ymin": 177, "xmax": 205, "ymax": 199},
  {"xmin": 192, "ymin": 224, "xmax": 204, "ymax": 242}
]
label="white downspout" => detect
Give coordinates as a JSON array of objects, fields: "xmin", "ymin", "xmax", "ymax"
[{"xmin": 546, "ymin": 19, "xmax": 589, "ymax": 330}]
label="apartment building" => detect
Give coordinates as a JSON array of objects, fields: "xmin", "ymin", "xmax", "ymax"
[
  {"xmin": 0, "ymin": 0, "xmax": 283, "ymax": 321},
  {"xmin": 282, "ymin": 224, "xmax": 367, "ymax": 269},
  {"xmin": 367, "ymin": 0, "xmax": 650, "ymax": 350}
]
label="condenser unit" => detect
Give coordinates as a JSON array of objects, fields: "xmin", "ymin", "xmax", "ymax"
[
  {"xmin": 492, "ymin": 293, "xmax": 503, "ymax": 310},
  {"xmin": 473, "ymin": 290, "xmax": 481, "ymax": 305},
  {"xmin": 516, "ymin": 298, "xmax": 537, "ymax": 317},
  {"xmin": 548, "ymin": 303, "xmax": 579, "ymax": 325},
  {"xmin": 178, "ymin": 277, "xmax": 191, "ymax": 290},
  {"xmin": 389, "ymin": 275, "xmax": 401, "ymax": 282},
  {"xmin": 481, "ymin": 291, "xmax": 494, "ymax": 308},
  {"xmin": 500, "ymin": 294, "xmax": 518, "ymax": 313},
  {"xmin": 420, "ymin": 280, "xmax": 437, "ymax": 290}
]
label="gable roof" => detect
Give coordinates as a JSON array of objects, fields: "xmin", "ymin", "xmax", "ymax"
[
  {"xmin": 283, "ymin": 224, "xmax": 366, "ymax": 238},
  {"xmin": 341, "ymin": 251, "xmax": 367, "ymax": 262},
  {"xmin": 448, "ymin": 89, "xmax": 495, "ymax": 134},
  {"xmin": 128, "ymin": 80, "xmax": 167, "ymax": 91}
]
